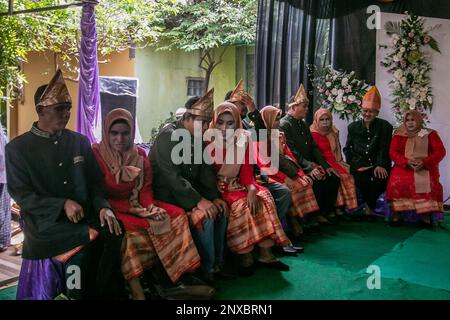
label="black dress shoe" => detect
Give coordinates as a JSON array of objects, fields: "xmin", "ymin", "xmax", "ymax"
[
  {"xmin": 193, "ymin": 273, "xmax": 216, "ymax": 287},
  {"xmin": 258, "ymin": 260, "xmax": 290, "ymax": 271},
  {"xmin": 181, "ymin": 274, "xmax": 210, "ymax": 286},
  {"xmin": 238, "ymin": 265, "xmax": 255, "ymax": 277},
  {"xmin": 364, "ymin": 214, "xmax": 377, "ymax": 223},
  {"xmin": 327, "ymin": 216, "xmax": 339, "ymax": 225},
  {"xmin": 278, "ymin": 246, "xmax": 298, "ymax": 256},
  {"xmin": 214, "ymin": 270, "xmax": 237, "ymax": 280},
  {"xmin": 419, "ymin": 220, "xmax": 434, "ymax": 230},
  {"xmin": 306, "ymin": 224, "xmax": 322, "ymax": 233},
  {"xmin": 291, "ymin": 246, "xmax": 304, "ymax": 253},
  {"xmin": 389, "ymin": 220, "xmax": 401, "ymax": 227},
  {"xmin": 156, "ymin": 283, "xmax": 216, "ymax": 300}
]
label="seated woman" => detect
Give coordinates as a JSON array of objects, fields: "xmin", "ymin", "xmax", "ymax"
[
  {"xmin": 386, "ymin": 110, "xmax": 446, "ymax": 227},
  {"xmin": 93, "ymin": 108, "xmax": 210, "ymax": 300},
  {"xmin": 256, "ymin": 106, "xmax": 320, "ymax": 237},
  {"xmin": 310, "ymin": 108, "xmax": 358, "ymax": 217},
  {"xmin": 208, "ymin": 102, "xmax": 290, "ymax": 275}
]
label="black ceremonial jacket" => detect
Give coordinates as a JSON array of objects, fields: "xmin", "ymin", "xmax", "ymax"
[
  {"xmin": 344, "ymin": 118, "xmax": 393, "ymax": 173},
  {"xmin": 5, "ymin": 123, "xmax": 110, "ymax": 259}
]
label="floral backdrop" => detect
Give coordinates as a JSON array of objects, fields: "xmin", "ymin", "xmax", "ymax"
[
  {"xmin": 382, "ymin": 13, "xmax": 440, "ymax": 123},
  {"xmin": 310, "ymin": 65, "xmax": 369, "ymax": 122}
]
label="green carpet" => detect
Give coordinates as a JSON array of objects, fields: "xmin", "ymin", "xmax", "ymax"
[
  {"xmin": 2, "ymin": 216, "xmax": 450, "ymax": 300},
  {"xmin": 366, "ymin": 228, "xmax": 450, "ymax": 292},
  {"xmin": 0, "ymin": 286, "xmax": 17, "ymax": 300},
  {"xmin": 292, "ymin": 221, "xmax": 420, "ymax": 272},
  {"xmin": 215, "ymin": 255, "xmax": 450, "ymax": 300},
  {"xmin": 215, "ymin": 217, "xmax": 450, "ymax": 300}
]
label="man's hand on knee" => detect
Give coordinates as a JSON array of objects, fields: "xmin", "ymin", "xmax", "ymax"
[
  {"xmin": 197, "ymin": 198, "xmax": 218, "ymax": 219},
  {"xmin": 65, "ymin": 199, "xmax": 84, "ymax": 224},
  {"xmin": 213, "ymin": 198, "xmax": 229, "ymax": 218},
  {"xmin": 374, "ymin": 166, "xmax": 388, "ymax": 179}
]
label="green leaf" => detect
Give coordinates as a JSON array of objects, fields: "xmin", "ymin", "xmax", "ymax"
[{"xmin": 428, "ymin": 37, "xmax": 441, "ymax": 53}]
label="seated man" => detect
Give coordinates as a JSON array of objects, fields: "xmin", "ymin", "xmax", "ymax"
[
  {"xmin": 150, "ymin": 89, "xmax": 229, "ymax": 286},
  {"xmin": 6, "ymin": 70, "xmax": 124, "ymax": 300},
  {"xmin": 344, "ymin": 86, "xmax": 393, "ymax": 220},
  {"xmin": 280, "ymin": 84, "xmax": 341, "ymax": 225}
]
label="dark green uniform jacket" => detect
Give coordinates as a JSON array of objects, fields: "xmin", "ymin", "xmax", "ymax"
[{"xmin": 150, "ymin": 120, "xmax": 220, "ymax": 211}]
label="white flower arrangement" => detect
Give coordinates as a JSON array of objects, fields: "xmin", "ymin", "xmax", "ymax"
[
  {"xmin": 382, "ymin": 13, "xmax": 441, "ymax": 123},
  {"xmin": 310, "ymin": 65, "xmax": 369, "ymax": 121}
]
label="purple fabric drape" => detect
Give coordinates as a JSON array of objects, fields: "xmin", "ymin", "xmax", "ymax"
[
  {"xmin": 76, "ymin": 2, "xmax": 100, "ymax": 143},
  {"xmin": 16, "ymin": 259, "xmax": 66, "ymax": 300}
]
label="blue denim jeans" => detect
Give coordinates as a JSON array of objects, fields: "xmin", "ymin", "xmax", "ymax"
[
  {"xmin": 262, "ymin": 181, "xmax": 292, "ymax": 221},
  {"xmin": 190, "ymin": 214, "xmax": 228, "ymax": 274}
]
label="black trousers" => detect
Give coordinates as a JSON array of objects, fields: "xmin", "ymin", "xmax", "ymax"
[
  {"xmin": 65, "ymin": 221, "xmax": 125, "ymax": 300},
  {"xmin": 311, "ymin": 174, "xmax": 341, "ymax": 214},
  {"xmin": 353, "ymin": 168, "xmax": 388, "ymax": 210}
]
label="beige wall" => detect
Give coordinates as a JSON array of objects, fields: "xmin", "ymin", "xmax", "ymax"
[
  {"xmin": 12, "ymin": 46, "xmax": 253, "ymax": 141},
  {"xmin": 13, "ymin": 50, "xmax": 134, "ymax": 138},
  {"xmin": 135, "ymin": 46, "xmax": 238, "ymax": 141}
]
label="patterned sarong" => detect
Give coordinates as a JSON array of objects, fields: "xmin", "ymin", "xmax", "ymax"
[
  {"xmin": 121, "ymin": 214, "xmax": 200, "ymax": 283},
  {"xmin": 335, "ymin": 174, "xmax": 358, "ymax": 210},
  {"xmin": 226, "ymin": 189, "xmax": 290, "ymax": 253}
]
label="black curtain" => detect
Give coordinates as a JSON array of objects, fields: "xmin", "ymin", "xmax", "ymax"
[
  {"xmin": 255, "ymin": 0, "xmax": 337, "ymax": 121},
  {"xmin": 255, "ymin": 0, "xmax": 450, "ymax": 121}
]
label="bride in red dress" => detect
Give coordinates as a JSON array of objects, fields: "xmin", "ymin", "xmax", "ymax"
[{"xmin": 93, "ymin": 108, "xmax": 205, "ymax": 299}]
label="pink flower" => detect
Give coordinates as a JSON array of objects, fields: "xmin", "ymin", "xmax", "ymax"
[
  {"xmin": 400, "ymin": 60, "xmax": 407, "ymax": 68},
  {"xmin": 424, "ymin": 36, "xmax": 430, "ymax": 44},
  {"xmin": 408, "ymin": 32, "xmax": 415, "ymax": 38}
]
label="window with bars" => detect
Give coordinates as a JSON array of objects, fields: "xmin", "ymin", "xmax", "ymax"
[{"xmin": 187, "ymin": 78, "xmax": 205, "ymax": 96}]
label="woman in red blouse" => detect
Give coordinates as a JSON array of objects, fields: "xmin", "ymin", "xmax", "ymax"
[
  {"xmin": 208, "ymin": 102, "xmax": 290, "ymax": 275},
  {"xmin": 93, "ymin": 109, "xmax": 204, "ymax": 300},
  {"xmin": 310, "ymin": 108, "xmax": 359, "ymax": 216},
  {"xmin": 387, "ymin": 110, "xmax": 446, "ymax": 227}
]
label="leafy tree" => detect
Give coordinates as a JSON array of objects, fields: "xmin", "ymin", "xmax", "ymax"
[
  {"xmin": 0, "ymin": 0, "xmax": 177, "ymax": 100},
  {"xmin": 157, "ymin": 0, "xmax": 257, "ymax": 92}
]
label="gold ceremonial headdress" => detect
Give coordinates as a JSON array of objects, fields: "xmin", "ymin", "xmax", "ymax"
[
  {"xmin": 36, "ymin": 69, "xmax": 72, "ymax": 107},
  {"xmin": 362, "ymin": 86, "xmax": 381, "ymax": 111},
  {"xmin": 293, "ymin": 84, "xmax": 309, "ymax": 105},
  {"xmin": 187, "ymin": 88, "xmax": 214, "ymax": 120},
  {"xmin": 229, "ymin": 79, "xmax": 246, "ymax": 103}
]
